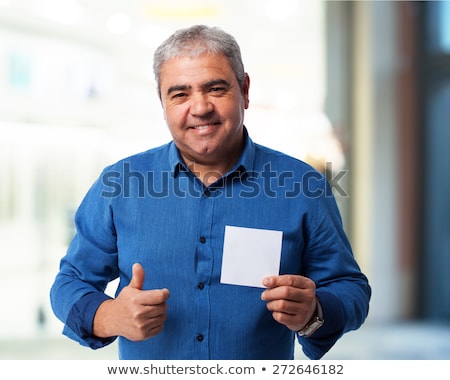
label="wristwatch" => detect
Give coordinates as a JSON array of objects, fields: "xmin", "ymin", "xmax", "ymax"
[{"xmin": 297, "ymin": 297, "xmax": 324, "ymax": 338}]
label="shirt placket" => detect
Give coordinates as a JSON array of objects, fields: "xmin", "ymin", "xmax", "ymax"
[{"xmin": 193, "ymin": 184, "xmax": 215, "ymax": 358}]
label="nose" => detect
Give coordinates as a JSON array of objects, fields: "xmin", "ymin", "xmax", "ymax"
[{"xmin": 190, "ymin": 93, "xmax": 214, "ymax": 117}]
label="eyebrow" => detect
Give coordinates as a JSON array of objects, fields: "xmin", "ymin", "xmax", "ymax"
[
  {"xmin": 166, "ymin": 79, "xmax": 231, "ymax": 97},
  {"xmin": 200, "ymin": 79, "xmax": 231, "ymax": 90},
  {"xmin": 166, "ymin": 85, "xmax": 191, "ymax": 97}
]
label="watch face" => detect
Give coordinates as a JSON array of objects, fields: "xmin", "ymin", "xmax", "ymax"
[
  {"xmin": 298, "ymin": 317, "xmax": 324, "ymax": 337},
  {"xmin": 298, "ymin": 298, "xmax": 324, "ymax": 337}
]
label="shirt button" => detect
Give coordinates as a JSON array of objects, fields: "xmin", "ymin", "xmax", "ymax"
[
  {"xmin": 196, "ymin": 334, "xmax": 204, "ymax": 342},
  {"xmin": 204, "ymin": 189, "xmax": 210, "ymax": 197},
  {"xmin": 197, "ymin": 282, "xmax": 205, "ymax": 290},
  {"xmin": 199, "ymin": 236, "xmax": 206, "ymax": 244}
]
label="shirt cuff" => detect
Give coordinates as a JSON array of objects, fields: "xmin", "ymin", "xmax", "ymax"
[{"xmin": 65, "ymin": 292, "xmax": 117, "ymax": 349}]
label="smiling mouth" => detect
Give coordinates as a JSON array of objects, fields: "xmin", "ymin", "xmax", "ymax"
[{"xmin": 189, "ymin": 121, "xmax": 221, "ymax": 130}]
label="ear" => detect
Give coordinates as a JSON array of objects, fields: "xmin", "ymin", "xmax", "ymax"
[{"xmin": 242, "ymin": 73, "xmax": 250, "ymax": 109}]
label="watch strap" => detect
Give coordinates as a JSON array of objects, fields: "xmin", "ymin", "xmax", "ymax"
[{"xmin": 297, "ymin": 297, "xmax": 324, "ymax": 338}]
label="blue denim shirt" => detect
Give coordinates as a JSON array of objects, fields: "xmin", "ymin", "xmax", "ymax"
[{"xmin": 50, "ymin": 130, "xmax": 370, "ymax": 360}]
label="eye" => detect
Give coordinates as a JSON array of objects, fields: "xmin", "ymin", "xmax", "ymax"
[
  {"xmin": 169, "ymin": 92, "xmax": 189, "ymax": 103},
  {"xmin": 172, "ymin": 92, "xmax": 187, "ymax": 99},
  {"xmin": 209, "ymin": 87, "xmax": 227, "ymax": 95}
]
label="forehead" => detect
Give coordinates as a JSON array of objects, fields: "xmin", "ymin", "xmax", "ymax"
[{"xmin": 159, "ymin": 54, "xmax": 235, "ymax": 87}]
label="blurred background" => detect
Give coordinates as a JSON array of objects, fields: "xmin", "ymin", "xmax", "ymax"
[{"xmin": 1, "ymin": 0, "xmax": 450, "ymax": 359}]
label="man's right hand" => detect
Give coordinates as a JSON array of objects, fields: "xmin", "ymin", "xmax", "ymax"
[{"xmin": 93, "ymin": 263, "xmax": 170, "ymax": 341}]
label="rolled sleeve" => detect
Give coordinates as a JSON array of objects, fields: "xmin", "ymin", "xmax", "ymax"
[{"xmin": 64, "ymin": 292, "xmax": 117, "ymax": 349}]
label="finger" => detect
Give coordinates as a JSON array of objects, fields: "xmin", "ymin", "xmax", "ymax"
[
  {"xmin": 262, "ymin": 274, "xmax": 313, "ymax": 289},
  {"xmin": 261, "ymin": 278, "xmax": 315, "ymax": 303},
  {"xmin": 270, "ymin": 310, "xmax": 306, "ymax": 331},
  {"xmin": 141, "ymin": 288, "xmax": 170, "ymax": 305},
  {"xmin": 146, "ymin": 316, "xmax": 168, "ymax": 338},
  {"xmin": 262, "ymin": 286, "xmax": 307, "ymax": 304},
  {"xmin": 265, "ymin": 297, "xmax": 300, "ymax": 312},
  {"xmin": 127, "ymin": 313, "xmax": 167, "ymax": 341},
  {"xmin": 129, "ymin": 263, "xmax": 145, "ymax": 290},
  {"xmin": 140, "ymin": 303, "xmax": 169, "ymax": 321}
]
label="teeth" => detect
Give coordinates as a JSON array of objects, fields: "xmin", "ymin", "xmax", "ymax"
[{"xmin": 193, "ymin": 124, "xmax": 216, "ymax": 129}]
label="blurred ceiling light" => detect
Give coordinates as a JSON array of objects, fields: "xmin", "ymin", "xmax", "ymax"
[
  {"xmin": 106, "ymin": 12, "xmax": 132, "ymax": 35},
  {"xmin": 33, "ymin": 0, "xmax": 85, "ymax": 26},
  {"xmin": 143, "ymin": 4, "xmax": 219, "ymax": 19},
  {"xmin": 265, "ymin": 0, "xmax": 298, "ymax": 22}
]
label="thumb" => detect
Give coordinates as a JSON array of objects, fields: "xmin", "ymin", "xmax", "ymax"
[{"xmin": 129, "ymin": 262, "xmax": 145, "ymax": 290}]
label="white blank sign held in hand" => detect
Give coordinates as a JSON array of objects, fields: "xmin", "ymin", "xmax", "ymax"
[{"xmin": 220, "ymin": 225, "xmax": 283, "ymax": 288}]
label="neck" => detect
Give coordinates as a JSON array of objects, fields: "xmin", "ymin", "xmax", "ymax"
[
  {"xmin": 184, "ymin": 159, "xmax": 234, "ymax": 186},
  {"xmin": 179, "ymin": 129, "xmax": 246, "ymax": 186},
  {"xmin": 182, "ymin": 143, "xmax": 245, "ymax": 186}
]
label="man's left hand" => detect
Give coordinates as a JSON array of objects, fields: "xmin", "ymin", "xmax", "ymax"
[{"xmin": 261, "ymin": 275, "xmax": 316, "ymax": 332}]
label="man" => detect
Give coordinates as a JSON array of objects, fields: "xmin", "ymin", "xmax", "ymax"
[{"xmin": 50, "ymin": 25, "xmax": 371, "ymax": 360}]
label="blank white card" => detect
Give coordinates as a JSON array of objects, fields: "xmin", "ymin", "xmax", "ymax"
[{"xmin": 220, "ymin": 225, "xmax": 283, "ymax": 288}]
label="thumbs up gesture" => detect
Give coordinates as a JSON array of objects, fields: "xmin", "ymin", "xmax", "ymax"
[
  {"xmin": 93, "ymin": 263, "xmax": 170, "ymax": 341},
  {"xmin": 129, "ymin": 262, "xmax": 146, "ymax": 290}
]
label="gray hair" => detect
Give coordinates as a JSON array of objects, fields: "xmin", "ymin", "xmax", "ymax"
[{"xmin": 153, "ymin": 25, "xmax": 246, "ymax": 96}]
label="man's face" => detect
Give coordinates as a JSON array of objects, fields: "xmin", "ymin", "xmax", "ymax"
[{"xmin": 159, "ymin": 53, "xmax": 250, "ymax": 168}]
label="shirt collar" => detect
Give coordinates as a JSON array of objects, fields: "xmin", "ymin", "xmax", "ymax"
[{"xmin": 168, "ymin": 126, "xmax": 255, "ymax": 178}]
